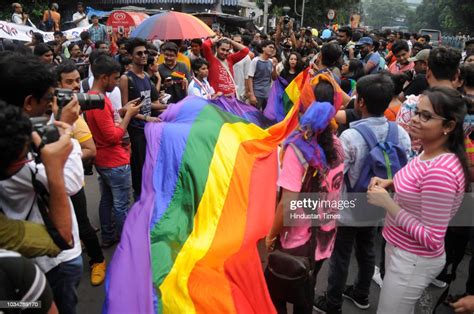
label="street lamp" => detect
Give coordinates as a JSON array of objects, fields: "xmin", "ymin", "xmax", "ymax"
[
  {"xmin": 294, "ymin": 0, "xmax": 307, "ymax": 27},
  {"xmin": 263, "ymin": 0, "xmax": 269, "ymax": 34}
]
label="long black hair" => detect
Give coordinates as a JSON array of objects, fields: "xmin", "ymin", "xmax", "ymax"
[
  {"xmin": 283, "ymin": 52, "xmax": 304, "ymax": 74},
  {"xmin": 423, "ymin": 87, "xmax": 471, "ymax": 190}
]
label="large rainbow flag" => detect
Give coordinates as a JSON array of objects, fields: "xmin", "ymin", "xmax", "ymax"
[
  {"xmin": 264, "ymin": 69, "xmax": 349, "ymax": 123},
  {"xmin": 103, "ymin": 96, "xmax": 299, "ymax": 313}
]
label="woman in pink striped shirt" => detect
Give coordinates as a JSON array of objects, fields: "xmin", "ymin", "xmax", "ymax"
[{"xmin": 367, "ymin": 87, "xmax": 471, "ymax": 313}]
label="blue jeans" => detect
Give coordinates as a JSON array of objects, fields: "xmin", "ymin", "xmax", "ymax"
[
  {"xmin": 46, "ymin": 255, "xmax": 83, "ymax": 314},
  {"xmin": 96, "ymin": 164, "xmax": 131, "ymax": 242}
]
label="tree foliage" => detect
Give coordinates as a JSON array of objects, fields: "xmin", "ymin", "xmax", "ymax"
[
  {"xmin": 269, "ymin": 0, "xmax": 361, "ymax": 28},
  {"xmin": 363, "ymin": 0, "xmax": 408, "ymax": 30},
  {"xmin": 409, "ymin": 0, "xmax": 474, "ymax": 34}
]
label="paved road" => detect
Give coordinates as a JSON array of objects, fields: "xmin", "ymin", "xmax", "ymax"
[{"xmin": 78, "ymin": 174, "xmax": 467, "ymax": 313}]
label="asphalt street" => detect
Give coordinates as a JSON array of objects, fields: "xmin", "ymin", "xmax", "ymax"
[{"xmin": 78, "ymin": 174, "xmax": 467, "ymax": 313}]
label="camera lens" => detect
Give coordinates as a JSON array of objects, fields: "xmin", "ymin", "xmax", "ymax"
[{"xmin": 76, "ymin": 93, "xmax": 105, "ymax": 111}]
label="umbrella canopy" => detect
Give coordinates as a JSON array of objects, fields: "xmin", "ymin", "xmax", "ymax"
[{"xmin": 130, "ymin": 11, "xmax": 215, "ymax": 40}]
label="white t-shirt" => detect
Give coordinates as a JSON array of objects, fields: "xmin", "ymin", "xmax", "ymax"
[
  {"xmin": 72, "ymin": 12, "xmax": 90, "ymax": 28},
  {"xmin": 0, "ymin": 140, "xmax": 84, "ymax": 273},
  {"xmin": 12, "ymin": 13, "xmax": 24, "ymax": 24},
  {"xmin": 232, "ymin": 54, "xmax": 251, "ymax": 101}
]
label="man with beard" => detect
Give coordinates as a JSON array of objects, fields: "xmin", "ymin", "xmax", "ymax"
[
  {"xmin": 158, "ymin": 42, "xmax": 191, "ymax": 104},
  {"xmin": 357, "ymin": 37, "xmax": 381, "ymax": 74},
  {"xmin": 202, "ymin": 36, "xmax": 249, "ymax": 96},
  {"xmin": 337, "ymin": 26, "xmax": 355, "ymax": 63},
  {"xmin": 85, "ymin": 55, "xmax": 142, "ymax": 248},
  {"xmin": 55, "ymin": 61, "xmax": 107, "ymax": 285}
]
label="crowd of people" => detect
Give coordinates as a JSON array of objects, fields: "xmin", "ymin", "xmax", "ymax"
[{"xmin": 1, "ymin": 3, "xmax": 474, "ymax": 313}]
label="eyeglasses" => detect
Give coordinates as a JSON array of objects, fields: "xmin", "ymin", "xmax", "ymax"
[
  {"xmin": 413, "ymin": 109, "xmax": 447, "ymax": 122},
  {"xmin": 135, "ymin": 50, "xmax": 148, "ymax": 56}
]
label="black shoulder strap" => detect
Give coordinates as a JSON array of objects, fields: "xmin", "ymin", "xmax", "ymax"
[
  {"xmin": 29, "ymin": 168, "xmax": 73, "ymax": 251},
  {"xmin": 125, "ymin": 72, "xmax": 136, "ymax": 99}
]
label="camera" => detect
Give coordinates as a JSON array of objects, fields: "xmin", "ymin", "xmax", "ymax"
[
  {"xmin": 55, "ymin": 88, "xmax": 105, "ymax": 111},
  {"xmin": 283, "ymin": 15, "xmax": 290, "ymax": 25},
  {"xmin": 30, "ymin": 117, "xmax": 60, "ymax": 145}
]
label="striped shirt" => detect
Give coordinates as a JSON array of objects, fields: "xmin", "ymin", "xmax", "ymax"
[{"xmin": 383, "ymin": 153, "xmax": 466, "ymax": 257}]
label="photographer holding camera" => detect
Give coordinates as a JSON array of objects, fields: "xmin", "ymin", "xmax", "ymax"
[
  {"xmin": 55, "ymin": 61, "xmax": 108, "ymax": 286},
  {"xmin": 337, "ymin": 26, "xmax": 355, "ymax": 63},
  {"xmin": 0, "ymin": 52, "xmax": 84, "ymax": 314},
  {"xmin": 275, "ymin": 16, "xmax": 297, "ymax": 54}
]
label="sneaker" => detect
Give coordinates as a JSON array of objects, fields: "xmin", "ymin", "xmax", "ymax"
[
  {"xmin": 431, "ymin": 279, "xmax": 447, "ymax": 288},
  {"xmin": 372, "ymin": 265, "xmax": 383, "ymax": 288},
  {"xmin": 90, "ymin": 261, "xmax": 106, "ymax": 286},
  {"xmin": 343, "ymin": 285, "xmax": 370, "ymax": 309},
  {"xmin": 313, "ymin": 295, "xmax": 342, "ymax": 314}
]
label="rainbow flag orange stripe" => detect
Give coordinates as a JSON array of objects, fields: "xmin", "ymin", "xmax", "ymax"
[
  {"xmin": 265, "ymin": 69, "xmax": 347, "ymax": 123},
  {"xmin": 104, "ymin": 96, "xmax": 299, "ymax": 313}
]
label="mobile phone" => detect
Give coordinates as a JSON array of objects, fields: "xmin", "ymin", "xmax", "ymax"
[{"xmin": 136, "ymin": 95, "xmax": 145, "ymax": 104}]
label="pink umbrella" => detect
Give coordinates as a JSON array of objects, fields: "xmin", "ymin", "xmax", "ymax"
[{"xmin": 130, "ymin": 11, "xmax": 215, "ymax": 40}]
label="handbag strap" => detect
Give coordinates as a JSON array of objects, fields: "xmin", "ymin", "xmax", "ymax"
[{"xmin": 29, "ymin": 168, "xmax": 73, "ymax": 250}]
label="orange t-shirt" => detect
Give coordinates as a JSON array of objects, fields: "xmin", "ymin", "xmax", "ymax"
[
  {"xmin": 43, "ymin": 10, "xmax": 61, "ymax": 31},
  {"xmin": 384, "ymin": 104, "xmax": 401, "ymax": 121}
]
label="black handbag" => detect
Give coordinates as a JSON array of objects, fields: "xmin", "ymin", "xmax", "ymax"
[{"xmin": 264, "ymin": 239, "xmax": 315, "ymax": 306}]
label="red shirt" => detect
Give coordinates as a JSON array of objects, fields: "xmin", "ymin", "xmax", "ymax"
[
  {"xmin": 85, "ymin": 92, "xmax": 129, "ymax": 168},
  {"xmin": 388, "ymin": 61, "xmax": 414, "ymax": 74},
  {"xmin": 201, "ymin": 39, "xmax": 249, "ymax": 95}
]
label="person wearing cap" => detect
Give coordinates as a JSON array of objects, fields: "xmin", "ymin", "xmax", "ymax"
[
  {"xmin": 389, "ymin": 40, "xmax": 414, "ymax": 74},
  {"xmin": 42, "ymin": 3, "xmax": 61, "ymax": 31},
  {"xmin": 402, "ymin": 49, "xmax": 430, "ymax": 97},
  {"xmin": 357, "ymin": 37, "xmax": 381, "ymax": 74}
]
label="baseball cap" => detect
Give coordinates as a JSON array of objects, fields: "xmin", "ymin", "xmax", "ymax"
[
  {"xmin": 356, "ymin": 37, "xmax": 373, "ymax": 46},
  {"xmin": 408, "ymin": 49, "xmax": 430, "ymax": 62}
]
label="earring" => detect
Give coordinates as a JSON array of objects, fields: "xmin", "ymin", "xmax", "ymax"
[{"xmin": 443, "ymin": 131, "xmax": 448, "ymax": 135}]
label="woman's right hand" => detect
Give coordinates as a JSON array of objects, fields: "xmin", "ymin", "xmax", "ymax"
[{"xmin": 368, "ymin": 177, "xmax": 393, "ymax": 191}]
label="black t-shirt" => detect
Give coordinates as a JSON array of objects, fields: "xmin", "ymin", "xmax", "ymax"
[
  {"xmin": 337, "ymin": 103, "xmax": 361, "ymax": 135},
  {"xmin": 403, "ymin": 73, "xmax": 428, "ymax": 96},
  {"xmin": 280, "ymin": 69, "xmax": 299, "ymax": 84},
  {"xmin": 0, "ymin": 250, "xmax": 53, "ymax": 314},
  {"xmin": 158, "ymin": 62, "xmax": 191, "ymax": 104}
]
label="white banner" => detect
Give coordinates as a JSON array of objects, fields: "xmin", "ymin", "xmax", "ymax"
[{"xmin": 0, "ymin": 20, "xmax": 88, "ymax": 42}]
